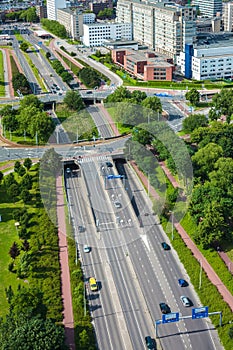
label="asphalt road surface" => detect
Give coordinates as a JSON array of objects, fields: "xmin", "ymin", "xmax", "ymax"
[{"xmin": 63, "ymin": 156, "xmax": 223, "ymax": 350}]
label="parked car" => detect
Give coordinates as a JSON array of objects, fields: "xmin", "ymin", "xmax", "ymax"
[
  {"xmin": 159, "ymin": 302, "xmax": 171, "ymax": 314},
  {"xmin": 161, "ymin": 242, "xmax": 170, "ymax": 251},
  {"xmin": 180, "ymin": 296, "xmax": 192, "ymax": 307},
  {"xmin": 178, "ymin": 279, "xmax": 188, "ymax": 287},
  {"xmin": 145, "ymin": 336, "xmax": 156, "ymax": 349}
]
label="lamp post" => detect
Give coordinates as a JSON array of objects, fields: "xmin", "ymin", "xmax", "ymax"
[
  {"xmin": 169, "ymin": 211, "xmax": 174, "ymax": 240},
  {"xmin": 199, "ymin": 259, "xmax": 202, "ymax": 289}
]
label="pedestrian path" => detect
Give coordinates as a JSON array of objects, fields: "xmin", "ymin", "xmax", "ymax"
[{"xmin": 56, "ymin": 176, "xmax": 75, "ymax": 350}]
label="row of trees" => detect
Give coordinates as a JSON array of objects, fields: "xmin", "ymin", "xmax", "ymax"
[
  {"xmin": 0, "ymin": 157, "xmax": 66, "ymax": 348},
  {"xmin": 5, "ymin": 7, "xmax": 38, "ymax": 22},
  {"xmin": 1, "ymin": 95, "xmax": 55, "ymax": 143},
  {"xmin": 12, "ymin": 72, "xmax": 31, "ymax": 95},
  {"xmin": 41, "ymin": 19, "xmax": 67, "ymax": 39},
  {"xmin": 50, "ymin": 59, "xmax": 73, "ymax": 84},
  {"xmin": 79, "ymin": 67, "xmax": 102, "ymax": 88}
]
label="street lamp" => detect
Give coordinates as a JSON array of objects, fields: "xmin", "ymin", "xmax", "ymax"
[
  {"xmin": 199, "ymin": 259, "xmax": 202, "ymax": 289},
  {"xmin": 169, "ymin": 211, "xmax": 174, "ymax": 241}
]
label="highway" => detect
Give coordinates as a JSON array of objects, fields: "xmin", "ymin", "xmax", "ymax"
[
  {"xmin": 63, "ymin": 153, "xmax": 223, "ymax": 350},
  {"xmin": 87, "ymin": 105, "xmax": 114, "ymax": 138}
]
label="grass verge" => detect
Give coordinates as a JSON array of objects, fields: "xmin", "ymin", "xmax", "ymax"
[{"xmin": 0, "ymin": 50, "xmax": 5, "ymax": 96}]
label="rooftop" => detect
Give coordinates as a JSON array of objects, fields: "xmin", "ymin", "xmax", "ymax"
[{"xmin": 194, "ymin": 32, "xmax": 233, "ymax": 49}]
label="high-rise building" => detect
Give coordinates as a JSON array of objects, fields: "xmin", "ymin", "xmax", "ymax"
[
  {"xmin": 47, "ymin": 0, "xmax": 66, "ymax": 20},
  {"xmin": 223, "ymin": 1, "xmax": 233, "ymax": 31},
  {"xmin": 116, "ymin": 0, "xmax": 197, "ymax": 60},
  {"xmin": 192, "ymin": 0, "xmax": 222, "ymax": 17}
]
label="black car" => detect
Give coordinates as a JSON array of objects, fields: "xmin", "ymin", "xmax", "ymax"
[
  {"xmin": 159, "ymin": 302, "xmax": 171, "ymax": 314},
  {"xmin": 145, "ymin": 336, "xmax": 156, "ymax": 349},
  {"xmin": 161, "ymin": 242, "xmax": 170, "ymax": 250},
  {"xmin": 106, "ymin": 161, "xmax": 113, "ymax": 167}
]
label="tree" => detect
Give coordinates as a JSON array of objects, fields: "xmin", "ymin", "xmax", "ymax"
[
  {"xmin": 0, "ymin": 171, "xmax": 3, "ymax": 184},
  {"xmin": 23, "ymin": 158, "xmax": 32, "ymax": 171},
  {"xmin": 19, "ymin": 95, "xmax": 43, "ymax": 111},
  {"xmin": 21, "ymin": 173, "xmax": 32, "ymax": 190},
  {"xmin": 4, "ymin": 173, "xmax": 17, "ymax": 188},
  {"xmin": 141, "ymin": 96, "xmax": 162, "ymax": 113},
  {"xmin": 20, "ymin": 189, "xmax": 31, "ymax": 203},
  {"xmin": 63, "ymin": 90, "xmax": 84, "ymax": 111},
  {"xmin": 185, "ymin": 88, "xmax": 200, "ymax": 106},
  {"xmin": 182, "ymin": 113, "xmax": 208, "ymax": 132},
  {"xmin": 8, "ymin": 183, "xmax": 20, "ymax": 202},
  {"xmin": 40, "ymin": 148, "xmax": 62, "ymax": 177},
  {"xmin": 41, "ymin": 19, "xmax": 67, "ymax": 39},
  {"xmin": 18, "ymin": 166, "xmax": 26, "ymax": 177},
  {"xmin": 14, "ymin": 161, "xmax": 21, "ymax": 173},
  {"xmin": 9, "ymin": 242, "xmax": 20, "ymax": 259},
  {"xmin": 192, "ymin": 143, "xmax": 223, "ymax": 179},
  {"xmin": 46, "ymin": 52, "xmax": 51, "ymax": 59},
  {"xmin": 212, "ymin": 88, "xmax": 233, "ymax": 118},
  {"xmin": 60, "ymin": 71, "xmax": 73, "ymax": 83},
  {"xmin": 79, "ymin": 329, "xmax": 89, "ymax": 347},
  {"xmin": 196, "ymin": 202, "xmax": 226, "ymax": 249},
  {"xmin": 208, "ymin": 107, "xmax": 219, "ymax": 121},
  {"xmin": 106, "ymin": 86, "xmax": 132, "ymax": 103},
  {"xmin": 0, "ymin": 317, "xmax": 67, "ymax": 350},
  {"xmin": 12, "ymin": 73, "xmax": 31, "ymax": 95},
  {"xmin": 20, "ymin": 42, "xmax": 29, "ymax": 52},
  {"xmin": 132, "ymin": 126, "xmax": 152, "ymax": 145},
  {"xmin": 79, "ymin": 67, "xmax": 101, "ymax": 88},
  {"xmin": 130, "ymin": 90, "xmax": 147, "ymax": 103},
  {"xmin": 22, "ymin": 240, "xmax": 30, "ymax": 252}
]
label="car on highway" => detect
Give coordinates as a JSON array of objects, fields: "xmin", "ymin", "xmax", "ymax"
[
  {"xmin": 86, "ymin": 90, "xmax": 93, "ymax": 94},
  {"xmin": 145, "ymin": 336, "xmax": 156, "ymax": 349},
  {"xmin": 83, "ymin": 245, "xmax": 91, "ymax": 253},
  {"xmin": 178, "ymin": 278, "xmax": 188, "ymax": 287},
  {"xmin": 161, "ymin": 242, "xmax": 170, "ymax": 250},
  {"xmin": 180, "ymin": 296, "xmax": 192, "ymax": 307},
  {"xmin": 66, "ymin": 168, "xmax": 71, "ymax": 174},
  {"xmin": 106, "ymin": 161, "xmax": 113, "ymax": 167},
  {"xmin": 114, "ymin": 201, "xmax": 122, "ymax": 209},
  {"xmin": 78, "ymin": 225, "xmax": 85, "ymax": 233},
  {"xmin": 89, "ymin": 277, "xmax": 98, "ymax": 291},
  {"xmin": 159, "ymin": 302, "xmax": 171, "ymax": 314}
]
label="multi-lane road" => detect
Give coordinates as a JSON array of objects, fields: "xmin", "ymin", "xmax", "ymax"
[{"xmin": 63, "ymin": 152, "xmax": 223, "ymax": 350}]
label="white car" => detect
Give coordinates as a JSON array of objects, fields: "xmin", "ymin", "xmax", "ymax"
[
  {"xmin": 180, "ymin": 296, "xmax": 191, "ymax": 307},
  {"xmin": 83, "ymin": 245, "xmax": 91, "ymax": 253},
  {"xmin": 66, "ymin": 168, "xmax": 71, "ymax": 174}
]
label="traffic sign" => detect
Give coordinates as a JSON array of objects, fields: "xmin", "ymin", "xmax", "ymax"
[
  {"xmin": 192, "ymin": 306, "xmax": 208, "ymax": 319},
  {"xmin": 162, "ymin": 312, "xmax": 179, "ymax": 324}
]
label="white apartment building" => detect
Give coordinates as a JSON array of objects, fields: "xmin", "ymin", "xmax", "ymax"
[
  {"xmin": 223, "ymin": 1, "xmax": 233, "ymax": 31},
  {"xmin": 192, "ymin": 0, "xmax": 222, "ymax": 17},
  {"xmin": 82, "ymin": 22, "xmax": 132, "ymax": 47},
  {"xmin": 116, "ymin": 0, "xmax": 196, "ymax": 60},
  {"xmin": 179, "ymin": 33, "xmax": 233, "ymax": 80},
  {"xmin": 57, "ymin": 8, "xmax": 83, "ymax": 39},
  {"xmin": 47, "ymin": 0, "xmax": 66, "ymax": 20},
  {"xmin": 57, "ymin": 9, "xmax": 96, "ymax": 39}
]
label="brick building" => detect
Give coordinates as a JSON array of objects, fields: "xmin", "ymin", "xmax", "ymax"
[{"xmin": 112, "ymin": 49, "xmax": 174, "ymax": 81}]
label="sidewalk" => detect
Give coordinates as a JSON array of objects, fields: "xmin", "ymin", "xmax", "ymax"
[{"xmin": 56, "ymin": 176, "xmax": 75, "ymax": 350}]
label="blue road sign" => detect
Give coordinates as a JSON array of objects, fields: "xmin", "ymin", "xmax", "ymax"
[
  {"xmin": 192, "ymin": 306, "xmax": 208, "ymax": 319},
  {"xmin": 107, "ymin": 175, "xmax": 124, "ymax": 180},
  {"xmin": 162, "ymin": 312, "xmax": 179, "ymax": 324}
]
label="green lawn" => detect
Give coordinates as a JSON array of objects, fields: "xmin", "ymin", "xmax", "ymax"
[
  {"xmin": 0, "ymin": 189, "xmax": 24, "ymax": 316},
  {"xmin": 105, "ymin": 107, "xmax": 132, "ymax": 134},
  {"xmin": 3, "ymin": 130, "xmax": 37, "ymax": 145},
  {"xmin": 0, "ymin": 50, "xmax": 5, "ymax": 96}
]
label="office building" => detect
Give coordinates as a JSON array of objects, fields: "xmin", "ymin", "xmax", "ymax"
[
  {"xmin": 179, "ymin": 32, "xmax": 233, "ymax": 80},
  {"xmin": 192, "ymin": 0, "xmax": 222, "ymax": 17},
  {"xmin": 89, "ymin": 0, "xmax": 113, "ymax": 15},
  {"xmin": 47, "ymin": 0, "xmax": 66, "ymax": 20},
  {"xmin": 112, "ymin": 48, "xmax": 174, "ymax": 81},
  {"xmin": 82, "ymin": 22, "xmax": 132, "ymax": 47},
  {"xmin": 222, "ymin": 1, "xmax": 233, "ymax": 31}
]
